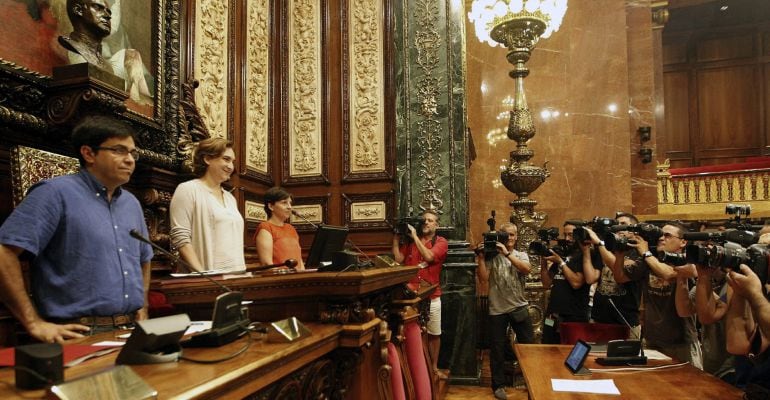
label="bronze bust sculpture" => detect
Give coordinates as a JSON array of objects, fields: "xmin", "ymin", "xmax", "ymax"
[{"xmin": 58, "ymin": 0, "xmax": 114, "ymax": 73}]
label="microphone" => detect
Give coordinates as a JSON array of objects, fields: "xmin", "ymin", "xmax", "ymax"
[
  {"xmin": 291, "ymin": 210, "xmax": 319, "ymax": 229},
  {"xmin": 247, "ymin": 259, "xmax": 298, "ymax": 272},
  {"xmin": 130, "ymin": 229, "xmax": 251, "ymax": 347},
  {"xmin": 595, "ymin": 298, "xmax": 647, "ymax": 366},
  {"xmin": 129, "ymin": 229, "xmax": 232, "ymax": 293}
]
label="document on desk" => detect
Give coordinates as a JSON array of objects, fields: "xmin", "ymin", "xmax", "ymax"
[{"xmin": 552, "ymin": 379, "xmax": 620, "ymax": 395}]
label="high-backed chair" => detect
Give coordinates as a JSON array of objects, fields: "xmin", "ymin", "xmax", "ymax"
[
  {"xmin": 559, "ymin": 322, "xmax": 629, "ymax": 345},
  {"xmin": 11, "ymin": 145, "xmax": 79, "ymax": 206}
]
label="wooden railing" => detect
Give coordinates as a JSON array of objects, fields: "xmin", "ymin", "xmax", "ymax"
[{"xmin": 655, "ymin": 159, "xmax": 770, "ymax": 218}]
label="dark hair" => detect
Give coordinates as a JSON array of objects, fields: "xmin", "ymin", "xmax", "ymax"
[
  {"xmin": 615, "ymin": 212, "xmax": 639, "ymax": 224},
  {"xmin": 71, "ymin": 115, "xmax": 136, "ymax": 166},
  {"xmin": 666, "ymin": 221, "xmax": 689, "ymax": 237},
  {"xmin": 192, "ymin": 137, "xmax": 232, "ymax": 177},
  {"xmin": 263, "ymin": 187, "xmax": 292, "ymax": 218}
]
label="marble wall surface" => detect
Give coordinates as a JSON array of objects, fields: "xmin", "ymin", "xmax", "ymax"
[{"xmin": 466, "ymin": 0, "xmax": 657, "ymax": 239}]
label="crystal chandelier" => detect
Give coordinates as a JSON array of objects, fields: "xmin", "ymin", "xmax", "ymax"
[{"xmin": 468, "ymin": 0, "xmax": 567, "ymax": 252}]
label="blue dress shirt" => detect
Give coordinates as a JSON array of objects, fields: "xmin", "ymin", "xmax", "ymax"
[{"xmin": 0, "ymin": 169, "xmax": 153, "ymax": 319}]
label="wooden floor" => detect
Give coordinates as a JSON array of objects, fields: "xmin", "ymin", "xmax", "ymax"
[
  {"xmin": 444, "ymin": 349, "xmax": 529, "ymax": 399},
  {"xmin": 446, "ymin": 384, "xmax": 528, "ymax": 399}
]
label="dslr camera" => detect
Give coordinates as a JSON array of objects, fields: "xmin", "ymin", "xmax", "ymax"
[
  {"xmin": 395, "ymin": 214, "xmax": 425, "ymax": 244},
  {"xmin": 572, "ymin": 217, "xmax": 617, "ymax": 244},
  {"xmin": 606, "ymin": 222, "xmax": 664, "ymax": 252},
  {"xmin": 529, "ymin": 227, "xmax": 571, "ymax": 258},
  {"xmin": 681, "ymin": 242, "xmax": 769, "ymax": 285},
  {"xmin": 481, "ymin": 211, "xmax": 509, "ymax": 260}
]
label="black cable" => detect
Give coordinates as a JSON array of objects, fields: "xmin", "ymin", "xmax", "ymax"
[
  {"xmin": 11, "ymin": 364, "xmax": 55, "ymax": 384},
  {"xmin": 179, "ymin": 328, "xmax": 252, "ymax": 364}
]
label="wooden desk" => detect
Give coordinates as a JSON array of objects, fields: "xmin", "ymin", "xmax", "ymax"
[
  {"xmin": 514, "ymin": 344, "xmax": 743, "ymax": 399},
  {"xmin": 150, "ymin": 266, "xmax": 419, "ymax": 400},
  {"xmin": 0, "ymin": 323, "xmax": 343, "ymax": 399},
  {"xmin": 153, "ymin": 266, "xmax": 419, "ymax": 323}
]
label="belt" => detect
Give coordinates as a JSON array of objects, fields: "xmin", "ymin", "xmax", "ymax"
[{"xmin": 53, "ymin": 313, "xmax": 135, "ymax": 327}]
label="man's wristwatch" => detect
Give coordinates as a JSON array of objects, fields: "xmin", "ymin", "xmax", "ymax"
[
  {"xmin": 596, "ymin": 240, "xmax": 605, "ymax": 247},
  {"xmin": 642, "ymin": 251, "xmax": 654, "ymax": 259}
]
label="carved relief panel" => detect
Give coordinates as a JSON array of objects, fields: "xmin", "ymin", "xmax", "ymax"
[
  {"xmin": 194, "ymin": 0, "xmax": 229, "ymax": 139},
  {"xmin": 283, "ymin": 0, "xmax": 326, "ymax": 183},
  {"xmin": 245, "ymin": 0, "xmax": 271, "ymax": 178},
  {"xmin": 344, "ymin": 0, "xmax": 387, "ymax": 180}
]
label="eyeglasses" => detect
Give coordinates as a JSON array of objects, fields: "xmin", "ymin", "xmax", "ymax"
[
  {"xmin": 661, "ymin": 232, "xmax": 681, "ymax": 239},
  {"xmin": 93, "ymin": 145, "xmax": 140, "ymax": 161}
]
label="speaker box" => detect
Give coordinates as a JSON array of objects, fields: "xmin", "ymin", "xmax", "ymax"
[{"xmin": 15, "ymin": 343, "xmax": 64, "ymax": 389}]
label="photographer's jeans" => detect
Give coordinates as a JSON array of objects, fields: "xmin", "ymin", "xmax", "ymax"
[{"xmin": 489, "ymin": 307, "xmax": 534, "ymax": 390}]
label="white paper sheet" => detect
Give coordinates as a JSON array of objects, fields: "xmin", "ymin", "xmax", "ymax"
[
  {"xmin": 551, "ymin": 379, "xmax": 620, "ymax": 395},
  {"xmin": 643, "ymin": 349, "xmax": 673, "ymax": 360}
]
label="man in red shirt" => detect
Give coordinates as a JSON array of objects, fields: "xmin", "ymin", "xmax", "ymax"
[{"xmin": 392, "ymin": 209, "xmax": 448, "ymax": 376}]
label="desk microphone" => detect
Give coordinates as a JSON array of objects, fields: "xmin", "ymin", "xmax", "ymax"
[
  {"xmin": 129, "ymin": 229, "xmax": 250, "ymax": 347},
  {"xmin": 247, "ymin": 259, "xmax": 298, "ymax": 272},
  {"xmin": 291, "ymin": 209, "xmax": 319, "ymax": 229},
  {"xmin": 595, "ymin": 298, "xmax": 647, "ymax": 365},
  {"xmin": 129, "ymin": 229, "xmax": 232, "ymax": 292}
]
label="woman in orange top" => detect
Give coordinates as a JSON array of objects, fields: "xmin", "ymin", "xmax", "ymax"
[{"xmin": 255, "ymin": 187, "xmax": 304, "ymax": 270}]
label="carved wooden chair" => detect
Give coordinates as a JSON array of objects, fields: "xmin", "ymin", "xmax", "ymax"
[{"xmin": 10, "ymin": 145, "xmax": 79, "ymax": 206}]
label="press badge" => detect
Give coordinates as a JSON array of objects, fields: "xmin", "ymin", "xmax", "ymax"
[{"xmin": 544, "ymin": 317, "xmax": 555, "ymax": 327}]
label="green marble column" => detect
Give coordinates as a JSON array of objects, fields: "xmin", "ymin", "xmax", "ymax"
[
  {"xmin": 393, "ymin": 0, "xmax": 469, "ymax": 238},
  {"xmin": 394, "ymin": 0, "xmax": 476, "ymax": 383}
]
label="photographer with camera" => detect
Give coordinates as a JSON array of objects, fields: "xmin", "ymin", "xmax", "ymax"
[
  {"xmin": 587, "ymin": 213, "xmax": 645, "ymax": 337},
  {"xmin": 692, "ymin": 256, "xmax": 737, "ymax": 383},
  {"xmin": 628, "ymin": 221, "xmax": 703, "ymax": 369},
  {"xmin": 475, "ymin": 223, "xmax": 533, "ymax": 400},
  {"xmin": 540, "ymin": 221, "xmax": 602, "ymax": 344},
  {"xmin": 392, "ymin": 209, "xmax": 448, "ymax": 378},
  {"xmin": 722, "ymin": 229, "xmax": 770, "ymax": 394}
]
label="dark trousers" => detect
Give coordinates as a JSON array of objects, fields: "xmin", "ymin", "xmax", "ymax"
[{"xmin": 490, "ymin": 307, "xmax": 535, "ymax": 389}]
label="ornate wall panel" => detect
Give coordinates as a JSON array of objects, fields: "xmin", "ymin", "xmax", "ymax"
[
  {"xmin": 290, "ymin": 196, "xmax": 329, "ymax": 232},
  {"xmin": 245, "ymin": 200, "xmax": 267, "ymax": 222},
  {"xmin": 286, "ymin": 0, "xmax": 324, "ymax": 180},
  {"xmin": 342, "ymin": 193, "xmax": 393, "ymax": 231},
  {"xmin": 245, "ymin": 0, "xmax": 270, "ymax": 176},
  {"xmin": 194, "ymin": 0, "xmax": 228, "ymax": 138},
  {"xmin": 291, "ymin": 205, "xmax": 324, "ymax": 225},
  {"xmin": 346, "ymin": 0, "xmax": 386, "ymax": 176}
]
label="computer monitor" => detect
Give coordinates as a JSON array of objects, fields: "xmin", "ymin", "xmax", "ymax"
[{"xmin": 305, "ymin": 225, "xmax": 349, "ymax": 269}]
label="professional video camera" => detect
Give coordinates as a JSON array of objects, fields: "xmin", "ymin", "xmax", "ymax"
[
  {"xmin": 682, "ymin": 242, "xmax": 769, "ymax": 285},
  {"xmin": 481, "ymin": 210, "xmax": 509, "ymax": 260},
  {"xmin": 608, "ymin": 223, "xmax": 664, "ymax": 249},
  {"xmin": 682, "ymin": 229, "xmax": 758, "ymax": 247},
  {"xmin": 529, "ymin": 227, "xmax": 572, "ymax": 258},
  {"xmin": 394, "ymin": 214, "xmax": 425, "ymax": 244},
  {"xmin": 572, "ymin": 217, "xmax": 617, "ymax": 244}
]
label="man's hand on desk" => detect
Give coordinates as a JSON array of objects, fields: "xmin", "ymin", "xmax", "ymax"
[{"xmin": 27, "ymin": 320, "xmax": 90, "ymax": 344}]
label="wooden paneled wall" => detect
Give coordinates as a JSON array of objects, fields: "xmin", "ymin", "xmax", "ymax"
[
  {"xmin": 661, "ymin": 1, "xmax": 770, "ymax": 168},
  {"xmin": 183, "ymin": 0, "xmax": 396, "ymax": 255}
]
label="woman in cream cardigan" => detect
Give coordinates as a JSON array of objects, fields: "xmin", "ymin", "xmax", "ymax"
[{"xmin": 169, "ymin": 138, "xmax": 245, "ymax": 273}]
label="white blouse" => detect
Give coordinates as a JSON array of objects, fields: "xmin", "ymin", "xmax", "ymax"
[{"xmin": 169, "ymin": 179, "xmax": 245, "ymax": 272}]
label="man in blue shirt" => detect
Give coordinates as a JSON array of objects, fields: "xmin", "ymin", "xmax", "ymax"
[{"xmin": 0, "ymin": 116, "xmax": 153, "ymax": 343}]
